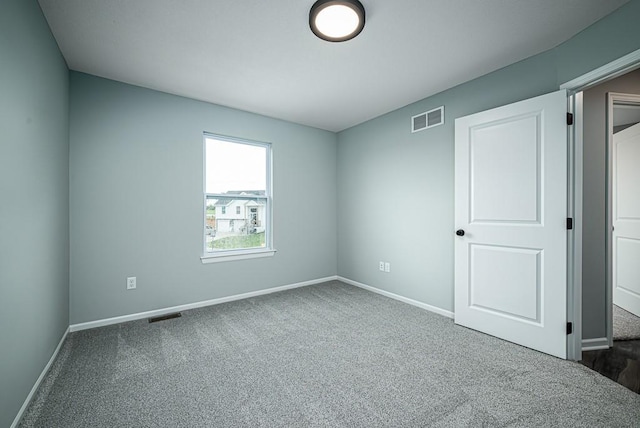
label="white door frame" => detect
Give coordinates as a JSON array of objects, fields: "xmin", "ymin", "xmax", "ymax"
[
  {"xmin": 560, "ymin": 48, "xmax": 640, "ymax": 359},
  {"xmin": 565, "ymin": 91, "xmax": 583, "ymax": 361}
]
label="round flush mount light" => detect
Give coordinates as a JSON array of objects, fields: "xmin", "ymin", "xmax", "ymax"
[{"xmin": 309, "ymin": 0, "xmax": 365, "ymax": 42}]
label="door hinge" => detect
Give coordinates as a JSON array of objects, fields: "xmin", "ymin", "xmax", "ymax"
[
  {"xmin": 566, "ymin": 218, "xmax": 573, "ymax": 230},
  {"xmin": 567, "ymin": 112, "xmax": 574, "ymax": 125},
  {"xmin": 566, "ymin": 322, "xmax": 573, "ymax": 335}
]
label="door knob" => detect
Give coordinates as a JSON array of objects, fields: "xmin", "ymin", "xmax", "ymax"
[{"xmin": 456, "ymin": 229, "xmax": 465, "ymax": 236}]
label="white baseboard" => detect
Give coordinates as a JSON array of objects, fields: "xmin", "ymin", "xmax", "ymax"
[
  {"xmin": 11, "ymin": 327, "xmax": 69, "ymax": 428},
  {"xmin": 69, "ymin": 276, "xmax": 339, "ymax": 332},
  {"xmin": 582, "ymin": 337, "xmax": 609, "ymax": 351},
  {"xmin": 338, "ymin": 276, "xmax": 454, "ymax": 319}
]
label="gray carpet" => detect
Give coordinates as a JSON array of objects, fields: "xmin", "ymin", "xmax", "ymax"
[
  {"xmin": 20, "ymin": 281, "xmax": 640, "ymax": 427},
  {"xmin": 614, "ymin": 305, "xmax": 640, "ymax": 341}
]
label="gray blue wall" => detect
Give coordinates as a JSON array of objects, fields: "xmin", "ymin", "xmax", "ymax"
[
  {"xmin": 336, "ymin": 51, "xmax": 558, "ymax": 313},
  {"xmin": 0, "ymin": 1, "xmax": 70, "ymax": 426},
  {"xmin": 337, "ymin": 0, "xmax": 640, "ymax": 340},
  {"xmin": 69, "ymin": 73, "xmax": 337, "ymax": 324}
]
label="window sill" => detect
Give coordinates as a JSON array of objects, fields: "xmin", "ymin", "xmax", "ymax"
[{"xmin": 200, "ymin": 249, "xmax": 276, "ymax": 264}]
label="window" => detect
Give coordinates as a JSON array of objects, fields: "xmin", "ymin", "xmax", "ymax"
[{"xmin": 202, "ymin": 134, "xmax": 273, "ymax": 262}]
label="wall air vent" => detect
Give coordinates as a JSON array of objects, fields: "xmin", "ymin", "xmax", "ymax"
[{"xmin": 411, "ymin": 106, "xmax": 445, "ymax": 133}]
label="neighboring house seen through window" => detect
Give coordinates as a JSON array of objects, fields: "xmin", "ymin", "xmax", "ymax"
[{"xmin": 203, "ymin": 133, "xmax": 273, "ymax": 261}]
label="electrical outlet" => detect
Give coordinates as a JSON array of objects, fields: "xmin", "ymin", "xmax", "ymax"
[
  {"xmin": 379, "ymin": 261, "xmax": 385, "ymax": 271},
  {"xmin": 126, "ymin": 276, "xmax": 136, "ymax": 290},
  {"xmin": 384, "ymin": 262, "xmax": 391, "ymax": 273}
]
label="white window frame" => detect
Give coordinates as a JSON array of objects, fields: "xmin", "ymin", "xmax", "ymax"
[{"xmin": 201, "ymin": 133, "xmax": 275, "ymax": 263}]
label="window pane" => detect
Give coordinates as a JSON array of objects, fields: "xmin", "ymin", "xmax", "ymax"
[
  {"xmin": 205, "ymin": 137, "xmax": 266, "ymax": 195},
  {"xmin": 205, "ymin": 197, "xmax": 267, "ymax": 252}
]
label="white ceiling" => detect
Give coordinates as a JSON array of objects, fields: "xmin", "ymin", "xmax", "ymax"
[{"xmin": 38, "ymin": 0, "xmax": 629, "ymax": 132}]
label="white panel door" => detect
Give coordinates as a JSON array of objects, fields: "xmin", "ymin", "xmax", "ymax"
[
  {"xmin": 454, "ymin": 90, "xmax": 568, "ymax": 359},
  {"xmin": 613, "ymin": 122, "xmax": 640, "ymax": 317}
]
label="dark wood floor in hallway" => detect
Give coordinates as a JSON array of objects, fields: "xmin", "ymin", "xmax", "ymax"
[{"xmin": 581, "ymin": 340, "xmax": 640, "ymax": 394}]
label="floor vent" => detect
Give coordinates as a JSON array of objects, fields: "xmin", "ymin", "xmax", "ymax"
[
  {"xmin": 411, "ymin": 106, "xmax": 445, "ymax": 132},
  {"xmin": 148, "ymin": 312, "xmax": 182, "ymax": 323}
]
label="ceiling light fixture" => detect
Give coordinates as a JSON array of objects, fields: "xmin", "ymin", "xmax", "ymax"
[{"xmin": 309, "ymin": 0, "xmax": 365, "ymax": 42}]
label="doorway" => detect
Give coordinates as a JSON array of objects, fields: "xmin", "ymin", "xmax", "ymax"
[
  {"xmin": 567, "ymin": 65, "xmax": 640, "ymax": 393},
  {"xmin": 561, "ymin": 55, "xmax": 640, "ymax": 360},
  {"xmin": 579, "ymin": 74, "xmax": 640, "ymax": 348}
]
